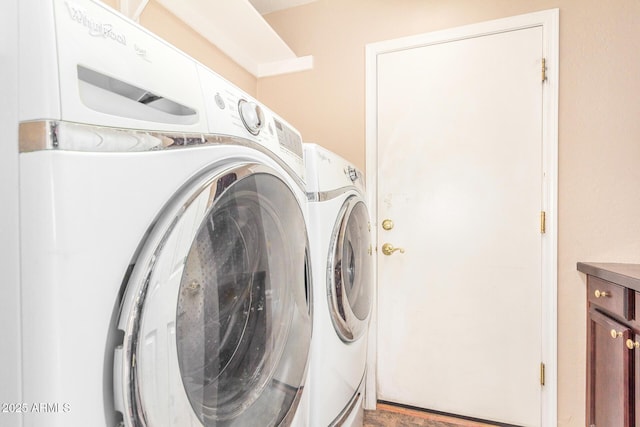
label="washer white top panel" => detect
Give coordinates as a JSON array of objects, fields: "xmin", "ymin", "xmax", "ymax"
[
  {"xmin": 303, "ymin": 143, "xmax": 364, "ymax": 194},
  {"xmin": 20, "ymin": 0, "xmax": 208, "ymax": 133},
  {"xmin": 18, "ymin": 0, "xmax": 306, "ymax": 181}
]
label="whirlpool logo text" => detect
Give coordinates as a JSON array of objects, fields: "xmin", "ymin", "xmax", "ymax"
[{"xmin": 65, "ymin": 1, "xmax": 127, "ymax": 45}]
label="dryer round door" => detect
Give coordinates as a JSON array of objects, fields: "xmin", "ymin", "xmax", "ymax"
[
  {"xmin": 328, "ymin": 195, "xmax": 373, "ymax": 342},
  {"xmin": 115, "ymin": 162, "xmax": 312, "ymax": 427}
]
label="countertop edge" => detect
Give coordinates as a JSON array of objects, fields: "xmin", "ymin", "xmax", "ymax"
[{"xmin": 577, "ymin": 262, "xmax": 640, "ymax": 292}]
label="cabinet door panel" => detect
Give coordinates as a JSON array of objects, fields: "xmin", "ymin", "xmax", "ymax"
[
  {"xmin": 588, "ymin": 276, "xmax": 631, "ymax": 319},
  {"xmin": 635, "ymin": 332, "xmax": 640, "ymax": 427},
  {"xmin": 631, "ymin": 291, "xmax": 640, "ymax": 330},
  {"xmin": 588, "ymin": 308, "xmax": 632, "ymax": 427}
]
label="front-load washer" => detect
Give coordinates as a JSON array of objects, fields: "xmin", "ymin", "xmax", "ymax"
[
  {"xmin": 11, "ymin": 1, "xmax": 312, "ymax": 426},
  {"xmin": 303, "ymin": 144, "xmax": 373, "ymax": 427}
]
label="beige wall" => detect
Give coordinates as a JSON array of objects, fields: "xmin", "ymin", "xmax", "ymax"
[
  {"xmin": 258, "ymin": 1, "xmax": 640, "ymax": 426},
  {"xmin": 101, "ymin": 0, "xmax": 257, "ymax": 95}
]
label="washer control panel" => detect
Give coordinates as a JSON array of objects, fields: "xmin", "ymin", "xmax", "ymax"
[
  {"xmin": 198, "ymin": 65, "xmax": 305, "ymax": 179},
  {"xmin": 274, "ymin": 118, "xmax": 302, "ymax": 158}
]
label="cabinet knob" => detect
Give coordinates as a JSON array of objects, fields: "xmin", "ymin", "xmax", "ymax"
[
  {"xmin": 627, "ymin": 339, "xmax": 640, "ymax": 350},
  {"xmin": 610, "ymin": 329, "xmax": 623, "ymax": 339},
  {"xmin": 594, "ymin": 289, "xmax": 609, "ymax": 298}
]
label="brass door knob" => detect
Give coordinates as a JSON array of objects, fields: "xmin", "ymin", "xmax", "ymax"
[
  {"xmin": 627, "ymin": 339, "xmax": 640, "ymax": 350},
  {"xmin": 381, "ymin": 243, "xmax": 405, "ymax": 256},
  {"xmin": 381, "ymin": 219, "xmax": 394, "ymax": 231},
  {"xmin": 611, "ymin": 329, "xmax": 623, "ymax": 339},
  {"xmin": 594, "ymin": 289, "xmax": 609, "ymax": 298}
]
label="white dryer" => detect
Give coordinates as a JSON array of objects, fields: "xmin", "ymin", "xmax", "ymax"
[
  {"xmin": 10, "ymin": 1, "xmax": 312, "ymax": 426},
  {"xmin": 303, "ymin": 144, "xmax": 373, "ymax": 427}
]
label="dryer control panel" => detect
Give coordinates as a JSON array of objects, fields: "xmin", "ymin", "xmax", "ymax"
[{"xmin": 198, "ymin": 64, "xmax": 305, "ymax": 180}]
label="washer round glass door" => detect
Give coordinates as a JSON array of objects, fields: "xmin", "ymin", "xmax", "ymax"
[
  {"xmin": 328, "ymin": 196, "xmax": 373, "ymax": 342},
  {"xmin": 116, "ymin": 162, "xmax": 312, "ymax": 427}
]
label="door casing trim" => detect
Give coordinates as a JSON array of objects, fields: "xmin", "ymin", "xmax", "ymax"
[{"xmin": 364, "ymin": 9, "xmax": 559, "ymax": 426}]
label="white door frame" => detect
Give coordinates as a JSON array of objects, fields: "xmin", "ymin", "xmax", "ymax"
[{"xmin": 364, "ymin": 9, "xmax": 559, "ymax": 425}]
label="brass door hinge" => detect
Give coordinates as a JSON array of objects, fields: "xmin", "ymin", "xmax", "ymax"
[
  {"xmin": 540, "ymin": 211, "xmax": 546, "ymax": 234},
  {"xmin": 540, "ymin": 362, "xmax": 546, "ymax": 386},
  {"xmin": 542, "ymin": 58, "xmax": 547, "ymax": 83}
]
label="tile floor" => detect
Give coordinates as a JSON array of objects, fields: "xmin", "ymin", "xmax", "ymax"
[{"xmin": 363, "ymin": 403, "xmax": 499, "ymax": 427}]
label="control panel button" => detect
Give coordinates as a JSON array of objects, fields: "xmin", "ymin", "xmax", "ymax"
[{"xmin": 214, "ymin": 93, "xmax": 225, "ymax": 109}]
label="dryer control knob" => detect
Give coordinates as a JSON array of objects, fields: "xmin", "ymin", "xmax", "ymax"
[
  {"xmin": 238, "ymin": 99, "xmax": 264, "ymax": 135},
  {"xmin": 347, "ymin": 166, "xmax": 358, "ymax": 182}
]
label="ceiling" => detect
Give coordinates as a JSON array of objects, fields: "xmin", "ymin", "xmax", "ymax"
[{"xmin": 248, "ymin": 0, "xmax": 318, "ymax": 15}]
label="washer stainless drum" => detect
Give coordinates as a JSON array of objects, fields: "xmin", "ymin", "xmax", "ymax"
[
  {"xmin": 304, "ymin": 144, "xmax": 373, "ymax": 427},
  {"xmin": 11, "ymin": 1, "xmax": 312, "ymax": 426}
]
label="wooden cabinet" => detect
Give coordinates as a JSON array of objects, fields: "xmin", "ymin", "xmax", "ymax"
[
  {"xmin": 587, "ymin": 308, "xmax": 632, "ymax": 426},
  {"xmin": 632, "ymin": 289, "xmax": 640, "ymax": 427},
  {"xmin": 578, "ymin": 262, "xmax": 640, "ymax": 427}
]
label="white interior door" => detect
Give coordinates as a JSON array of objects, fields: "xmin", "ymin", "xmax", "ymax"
[{"xmin": 373, "ymin": 23, "xmax": 549, "ymax": 427}]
